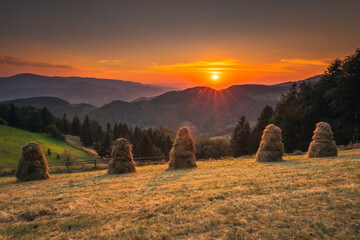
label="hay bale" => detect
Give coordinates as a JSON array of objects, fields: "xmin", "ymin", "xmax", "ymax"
[
  {"xmin": 16, "ymin": 142, "xmax": 50, "ymax": 181},
  {"xmin": 108, "ymin": 138, "xmax": 136, "ymax": 174},
  {"xmin": 307, "ymin": 122, "xmax": 337, "ymax": 157},
  {"xmin": 168, "ymin": 127, "xmax": 197, "ymax": 169},
  {"xmin": 255, "ymin": 124, "xmax": 284, "ymax": 162}
]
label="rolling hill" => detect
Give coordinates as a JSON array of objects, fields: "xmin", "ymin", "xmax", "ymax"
[
  {"xmin": 0, "ymin": 73, "xmax": 176, "ymax": 106},
  {"xmin": 4, "ymin": 97, "xmax": 96, "ymax": 119},
  {"xmin": 0, "ymin": 125, "xmax": 91, "ymax": 164}
]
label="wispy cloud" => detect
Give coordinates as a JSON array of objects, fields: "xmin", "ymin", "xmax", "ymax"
[
  {"xmin": 97, "ymin": 60, "xmax": 123, "ymax": 64},
  {"xmin": 150, "ymin": 60, "xmax": 240, "ymax": 71},
  {"xmin": 0, "ymin": 56, "xmax": 77, "ymax": 69},
  {"xmin": 280, "ymin": 58, "xmax": 329, "ymax": 66},
  {"xmin": 142, "ymin": 59, "xmax": 295, "ymax": 73}
]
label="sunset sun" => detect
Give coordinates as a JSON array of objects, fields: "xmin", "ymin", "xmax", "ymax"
[{"xmin": 212, "ymin": 73, "xmax": 219, "ymax": 81}]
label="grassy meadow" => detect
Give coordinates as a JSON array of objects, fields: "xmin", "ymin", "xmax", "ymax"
[
  {"xmin": 0, "ymin": 125, "xmax": 92, "ymax": 164},
  {"xmin": 0, "ymin": 149, "xmax": 359, "ymax": 239}
]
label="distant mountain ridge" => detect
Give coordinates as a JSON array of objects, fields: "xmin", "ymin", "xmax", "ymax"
[
  {"xmin": 3, "ymin": 85, "xmax": 287, "ymax": 137},
  {"xmin": 3, "ymin": 75, "xmax": 322, "ymax": 137},
  {"xmin": 0, "ymin": 73, "xmax": 176, "ymax": 106}
]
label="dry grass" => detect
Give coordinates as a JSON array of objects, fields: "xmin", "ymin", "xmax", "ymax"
[{"xmin": 0, "ymin": 149, "xmax": 359, "ymax": 239}]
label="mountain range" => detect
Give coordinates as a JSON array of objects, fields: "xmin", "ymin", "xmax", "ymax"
[
  {"xmin": 3, "ymin": 74, "xmax": 321, "ymax": 137},
  {"xmin": 0, "ymin": 73, "xmax": 175, "ymax": 106}
]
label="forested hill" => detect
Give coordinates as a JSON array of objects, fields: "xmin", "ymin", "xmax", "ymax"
[{"xmin": 88, "ymin": 84, "xmax": 289, "ymax": 137}]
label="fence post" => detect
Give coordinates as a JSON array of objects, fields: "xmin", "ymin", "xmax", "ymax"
[{"xmin": 66, "ymin": 160, "xmax": 70, "ymax": 172}]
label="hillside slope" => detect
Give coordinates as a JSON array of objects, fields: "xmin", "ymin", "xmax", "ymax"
[
  {"xmin": 0, "ymin": 149, "xmax": 359, "ymax": 239},
  {"xmin": 0, "ymin": 125, "xmax": 91, "ymax": 164}
]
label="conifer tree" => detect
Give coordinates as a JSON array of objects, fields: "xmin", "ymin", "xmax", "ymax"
[
  {"xmin": 41, "ymin": 107, "xmax": 54, "ymax": 127},
  {"xmin": 80, "ymin": 116, "xmax": 94, "ymax": 147},
  {"xmin": 248, "ymin": 105, "xmax": 273, "ymax": 154},
  {"xmin": 135, "ymin": 133, "xmax": 161, "ymax": 157},
  {"xmin": 8, "ymin": 103, "xmax": 18, "ymax": 126},
  {"xmin": 230, "ymin": 115, "xmax": 251, "ymax": 157},
  {"xmin": 71, "ymin": 115, "xmax": 81, "ymax": 136},
  {"xmin": 62, "ymin": 113, "xmax": 69, "ymax": 134}
]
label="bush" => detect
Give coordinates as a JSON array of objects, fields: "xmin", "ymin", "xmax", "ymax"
[
  {"xmin": 195, "ymin": 138, "xmax": 231, "ymax": 160},
  {"xmin": 62, "ymin": 149, "xmax": 76, "ymax": 171},
  {"xmin": 0, "ymin": 117, "xmax": 7, "ymax": 126},
  {"xmin": 46, "ymin": 124, "xmax": 65, "ymax": 141}
]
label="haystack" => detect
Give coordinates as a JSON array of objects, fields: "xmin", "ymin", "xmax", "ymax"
[
  {"xmin": 108, "ymin": 138, "xmax": 136, "ymax": 174},
  {"xmin": 16, "ymin": 142, "xmax": 50, "ymax": 181},
  {"xmin": 168, "ymin": 127, "xmax": 197, "ymax": 169},
  {"xmin": 307, "ymin": 122, "xmax": 337, "ymax": 157},
  {"xmin": 255, "ymin": 124, "xmax": 284, "ymax": 162}
]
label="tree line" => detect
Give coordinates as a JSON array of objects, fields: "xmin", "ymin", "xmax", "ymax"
[
  {"xmin": 231, "ymin": 48, "xmax": 360, "ymax": 156},
  {"xmin": 0, "ymin": 104, "xmax": 173, "ymax": 158}
]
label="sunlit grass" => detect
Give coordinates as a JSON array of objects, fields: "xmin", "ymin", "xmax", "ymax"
[
  {"xmin": 0, "ymin": 125, "xmax": 91, "ymax": 164},
  {"xmin": 0, "ymin": 149, "xmax": 359, "ymax": 239}
]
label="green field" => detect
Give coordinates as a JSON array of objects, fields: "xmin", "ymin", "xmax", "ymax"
[
  {"xmin": 0, "ymin": 125, "xmax": 91, "ymax": 164},
  {"xmin": 0, "ymin": 148, "xmax": 359, "ymax": 239}
]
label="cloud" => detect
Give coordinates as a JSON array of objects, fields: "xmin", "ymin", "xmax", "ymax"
[
  {"xmin": 98, "ymin": 60, "xmax": 123, "ymax": 64},
  {"xmin": 280, "ymin": 58, "xmax": 329, "ymax": 66},
  {"xmin": 0, "ymin": 56, "xmax": 77, "ymax": 69},
  {"xmin": 144, "ymin": 59, "xmax": 295, "ymax": 73},
  {"xmin": 150, "ymin": 60, "xmax": 241, "ymax": 70}
]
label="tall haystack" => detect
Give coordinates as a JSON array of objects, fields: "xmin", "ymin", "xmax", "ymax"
[
  {"xmin": 307, "ymin": 122, "xmax": 337, "ymax": 157},
  {"xmin": 16, "ymin": 142, "xmax": 50, "ymax": 181},
  {"xmin": 108, "ymin": 138, "xmax": 136, "ymax": 174},
  {"xmin": 255, "ymin": 124, "xmax": 284, "ymax": 162},
  {"xmin": 168, "ymin": 127, "xmax": 197, "ymax": 169}
]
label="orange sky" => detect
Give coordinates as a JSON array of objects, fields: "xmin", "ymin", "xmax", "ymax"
[
  {"xmin": 0, "ymin": 1, "xmax": 359, "ymax": 89},
  {"xmin": 0, "ymin": 55, "xmax": 338, "ymax": 89}
]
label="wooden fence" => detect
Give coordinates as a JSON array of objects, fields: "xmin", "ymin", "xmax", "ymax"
[{"xmin": 0, "ymin": 156, "xmax": 170, "ymax": 170}]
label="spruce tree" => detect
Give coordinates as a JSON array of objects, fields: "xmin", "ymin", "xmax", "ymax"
[
  {"xmin": 248, "ymin": 105, "xmax": 273, "ymax": 154},
  {"xmin": 62, "ymin": 114, "xmax": 69, "ymax": 134},
  {"xmin": 94, "ymin": 126, "xmax": 104, "ymax": 156},
  {"xmin": 8, "ymin": 103, "xmax": 18, "ymax": 127},
  {"xmin": 71, "ymin": 115, "xmax": 81, "ymax": 136},
  {"xmin": 101, "ymin": 130, "xmax": 113, "ymax": 157},
  {"xmin": 106, "ymin": 122, "xmax": 112, "ymax": 132},
  {"xmin": 230, "ymin": 116, "xmax": 251, "ymax": 157},
  {"xmin": 80, "ymin": 116, "xmax": 94, "ymax": 147},
  {"xmin": 272, "ymin": 84, "xmax": 303, "ymax": 153},
  {"xmin": 136, "ymin": 133, "xmax": 161, "ymax": 157},
  {"xmin": 41, "ymin": 107, "xmax": 54, "ymax": 127}
]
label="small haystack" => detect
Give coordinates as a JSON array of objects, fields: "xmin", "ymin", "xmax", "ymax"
[
  {"xmin": 255, "ymin": 124, "xmax": 284, "ymax": 162},
  {"xmin": 108, "ymin": 138, "xmax": 136, "ymax": 174},
  {"xmin": 168, "ymin": 127, "xmax": 197, "ymax": 169},
  {"xmin": 16, "ymin": 142, "xmax": 50, "ymax": 181},
  {"xmin": 307, "ymin": 122, "xmax": 337, "ymax": 157},
  {"xmin": 47, "ymin": 148, "xmax": 52, "ymax": 156}
]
